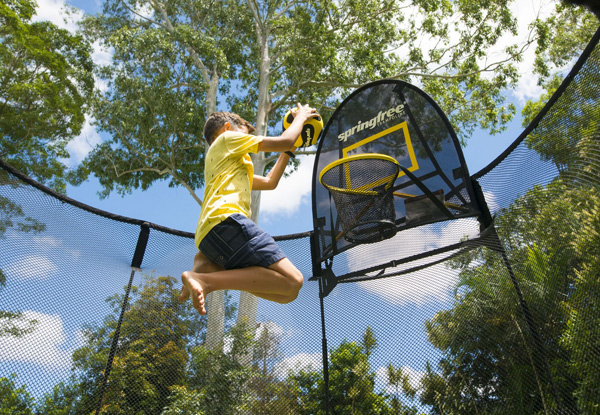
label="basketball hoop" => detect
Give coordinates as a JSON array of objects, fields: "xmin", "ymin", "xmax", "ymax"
[{"xmin": 319, "ymin": 153, "xmax": 400, "ymax": 244}]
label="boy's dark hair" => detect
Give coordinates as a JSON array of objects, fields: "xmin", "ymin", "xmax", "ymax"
[{"xmin": 203, "ymin": 112, "xmax": 256, "ymax": 144}]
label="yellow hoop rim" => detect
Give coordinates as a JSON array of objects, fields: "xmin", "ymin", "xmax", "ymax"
[{"xmin": 319, "ymin": 153, "xmax": 400, "ymax": 196}]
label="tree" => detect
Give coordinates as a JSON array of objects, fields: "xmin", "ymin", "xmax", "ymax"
[
  {"xmin": 420, "ymin": 61, "xmax": 600, "ymax": 410},
  {"xmin": 183, "ymin": 322, "xmax": 255, "ymax": 415},
  {"xmin": 245, "ymin": 322, "xmax": 304, "ymax": 414},
  {"xmin": 0, "ymin": 0, "xmax": 93, "ymax": 340},
  {"xmin": 35, "ymin": 380, "xmax": 84, "ymax": 415},
  {"xmin": 0, "ymin": 0, "xmax": 94, "ymax": 192},
  {"xmin": 363, "ymin": 326, "xmax": 377, "ymax": 357},
  {"xmin": 288, "ymin": 327, "xmax": 399, "ymax": 414},
  {"xmin": 420, "ymin": 29, "xmax": 600, "ymax": 409},
  {"xmin": 0, "ymin": 375, "xmax": 35, "ymax": 414},
  {"xmin": 422, "ymin": 179, "xmax": 589, "ymax": 414},
  {"xmin": 561, "ymin": 188, "xmax": 600, "ymax": 413},
  {"xmin": 74, "ymin": 0, "xmax": 553, "ymax": 351},
  {"xmin": 53, "ymin": 274, "xmax": 217, "ymax": 414},
  {"xmin": 531, "ymin": 3, "xmax": 599, "ymax": 85},
  {"xmin": 160, "ymin": 385, "xmax": 206, "ymax": 415},
  {"xmin": 522, "ymin": 24, "xmax": 600, "ymax": 411},
  {"xmin": 387, "ymin": 364, "xmax": 418, "ymax": 415},
  {"xmin": 520, "ymin": 35, "xmax": 600, "ymax": 410}
]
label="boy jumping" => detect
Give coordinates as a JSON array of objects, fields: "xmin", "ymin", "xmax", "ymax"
[{"xmin": 180, "ymin": 104, "xmax": 319, "ymax": 315}]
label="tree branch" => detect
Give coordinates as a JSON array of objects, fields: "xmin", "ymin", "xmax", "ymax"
[
  {"xmin": 247, "ymin": 0, "xmax": 263, "ymax": 28},
  {"xmin": 271, "ymin": 0, "xmax": 299, "ymax": 21},
  {"xmin": 120, "ymin": 0, "xmax": 162, "ymax": 26},
  {"xmin": 150, "ymin": 0, "xmax": 213, "ymax": 86}
]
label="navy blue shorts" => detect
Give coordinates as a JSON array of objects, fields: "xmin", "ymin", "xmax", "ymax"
[{"xmin": 198, "ymin": 214, "xmax": 286, "ymax": 270}]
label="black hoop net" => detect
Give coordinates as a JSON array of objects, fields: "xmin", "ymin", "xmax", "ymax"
[{"xmin": 319, "ymin": 154, "xmax": 400, "ymax": 243}]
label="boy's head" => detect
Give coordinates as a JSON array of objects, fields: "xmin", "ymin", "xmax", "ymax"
[{"xmin": 203, "ymin": 112, "xmax": 256, "ymax": 144}]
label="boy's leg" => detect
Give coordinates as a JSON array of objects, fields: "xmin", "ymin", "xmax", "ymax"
[
  {"xmin": 179, "ymin": 251, "xmax": 223, "ymax": 314},
  {"xmin": 247, "ymin": 257, "xmax": 303, "ymax": 300},
  {"xmin": 180, "ymin": 257, "xmax": 303, "ymax": 315},
  {"xmin": 192, "ymin": 250, "xmax": 224, "ymax": 273}
]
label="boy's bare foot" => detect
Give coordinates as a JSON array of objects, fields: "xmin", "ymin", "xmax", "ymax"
[{"xmin": 180, "ymin": 271, "xmax": 209, "ymax": 315}]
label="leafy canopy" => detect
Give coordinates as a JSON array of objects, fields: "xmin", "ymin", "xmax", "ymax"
[{"xmin": 0, "ymin": 0, "xmax": 94, "ymax": 193}]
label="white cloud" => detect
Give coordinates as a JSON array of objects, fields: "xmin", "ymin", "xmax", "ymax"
[
  {"xmin": 33, "ymin": 235, "xmax": 83, "ymax": 260},
  {"xmin": 9, "ymin": 255, "xmax": 59, "ymax": 280},
  {"xmin": 133, "ymin": 3, "xmax": 154, "ymax": 21},
  {"xmin": 483, "ymin": 190, "xmax": 500, "ymax": 215},
  {"xmin": 32, "ymin": 0, "xmax": 84, "ymax": 32},
  {"xmin": 273, "ymin": 352, "xmax": 322, "ymax": 378},
  {"xmin": 91, "ymin": 40, "xmax": 115, "ymax": 68},
  {"xmin": 507, "ymin": 0, "xmax": 556, "ymax": 103},
  {"xmin": 65, "ymin": 116, "xmax": 103, "ymax": 165},
  {"xmin": 31, "ymin": 1, "xmax": 110, "ymax": 164},
  {"xmin": 255, "ymin": 321, "xmax": 285, "ymax": 340},
  {"xmin": 350, "ymin": 218, "xmax": 480, "ymax": 305},
  {"xmin": 260, "ymin": 155, "xmax": 315, "ymax": 219},
  {"xmin": 471, "ymin": 0, "xmax": 561, "ymax": 103},
  {"xmin": 0, "ymin": 311, "xmax": 72, "ymax": 368},
  {"xmin": 358, "ymin": 261, "xmax": 460, "ymax": 306},
  {"xmin": 33, "ymin": 235, "xmax": 62, "ymax": 248},
  {"xmin": 375, "ymin": 364, "xmax": 425, "ymax": 394}
]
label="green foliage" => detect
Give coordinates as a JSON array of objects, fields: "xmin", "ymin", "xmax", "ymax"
[
  {"xmin": 422, "ymin": 50, "xmax": 600, "ymax": 411},
  {"xmin": 72, "ymin": 0, "xmax": 562, "ymax": 201},
  {"xmin": 0, "ymin": 0, "xmax": 94, "ymax": 193},
  {"xmin": 533, "ymin": 3, "xmax": 599, "ymax": 82},
  {"xmin": 70, "ymin": 0, "xmax": 251, "ymax": 200},
  {"xmin": 362, "ymin": 326, "xmax": 377, "ymax": 357},
  {"xmin": 42, "ymin": 274, "xmax": 210, "ymax": 414},
  {"xmin": 522, "ymin": 74, "xmax": 600, "ymax": 173},
  {"xmin": 422, "ymin": 180, "xmax": 589, "ymax": 414},
  {"xmin": 561, "ymin": 189, "xmax": 600, "ymax": 413},
  {"xmin": 0, "ymin": 189, "xmax": 46, "ymax": 241},
  {"xmin": 387, "ymin": 364, "xmax": 418, "ymax": 414},
  {"xmin": 288, "ymin": 327, "xmax": 415, "ymax": 415},
  {"xmin": 0, "ymin": 310, "xmax": 38, "ymax": 338},
  {"xmin": 34, "ymin": 381, "xmax": 82, "ymax": 415},
  {"xmin": 161, "ymin": 385, "xmax": 205, "ymax": 415},
  {"xmin": 246, "ymin": 322, "xmax": 303, "ymax": 414},
  {"xmin": 0, "ymin": 0, "xmax": 82, "ymax": 315},
  {"xmin": 329, "ymin": 341, "xmax": 383, "ymax": 414},
  {"xmin": 0, "ymin": 375, "xmax": 34, "ymax": 414},
  {"xmin": 185, "ymin": 325, "xmax": 253, "ymax": 415}
]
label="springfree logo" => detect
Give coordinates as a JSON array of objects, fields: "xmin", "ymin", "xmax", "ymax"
[{"xmin": 338, "ymin": 104, "xmax": 405, "ymax": 142}]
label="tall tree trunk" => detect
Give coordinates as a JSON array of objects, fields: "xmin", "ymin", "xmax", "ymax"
[
  {"xmin": 205, "ymin": 290, "xmax": 225, "ymax": 350},
  {"xmin": 235, "ymin": 8, "xmax": 273, "ymax": 363}
]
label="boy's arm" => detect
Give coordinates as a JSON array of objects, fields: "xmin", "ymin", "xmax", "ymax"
[
  {"xmin": 257, "ymin": 103, "xmax": 318, "ymax": 153},
  {"xmin": 252, "ymin": 150, "xmax": 295, "ymax": 191}
]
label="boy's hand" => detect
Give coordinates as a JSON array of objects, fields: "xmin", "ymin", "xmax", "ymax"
[{"xmin": 291, "ymin": 103, "xmax": 319, "ymax": 123}]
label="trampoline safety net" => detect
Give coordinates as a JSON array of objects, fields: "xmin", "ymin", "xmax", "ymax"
[{"xmin": 1, "ymin": 28, "xmax": 600, "ymax": 415}]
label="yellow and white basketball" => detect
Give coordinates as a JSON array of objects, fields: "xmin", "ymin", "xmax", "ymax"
[{"xmin": 282, "ymin": 108, "xmax": 323, "ymax": 147}]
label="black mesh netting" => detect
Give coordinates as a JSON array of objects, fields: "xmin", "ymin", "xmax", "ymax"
[
  {"xmin": 2, "ymin": 27, "xmax": 600, "ymax": 415},
  {"xmin": 320, "ymin": 155, "xmax": 400, "ymax": 243}
]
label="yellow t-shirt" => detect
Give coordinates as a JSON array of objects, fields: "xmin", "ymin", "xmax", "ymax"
[{"xmin": 195, "ymin": 130, "xmax": 263, "ymax": 249}]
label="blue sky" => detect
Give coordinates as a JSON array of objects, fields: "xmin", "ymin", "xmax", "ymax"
[{"xmin": 2, "ymin": 0, "xmax": 566, "ymax": 406}]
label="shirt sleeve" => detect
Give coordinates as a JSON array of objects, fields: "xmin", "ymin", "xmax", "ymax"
[{"xmin": 223, "ymin": 131, "xmax": 264, "ymax": 156}]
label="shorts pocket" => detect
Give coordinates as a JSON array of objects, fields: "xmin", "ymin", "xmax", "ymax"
[{"xmin": 200, "ymin": 217, "xmax": 246, "ymax": 267}]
